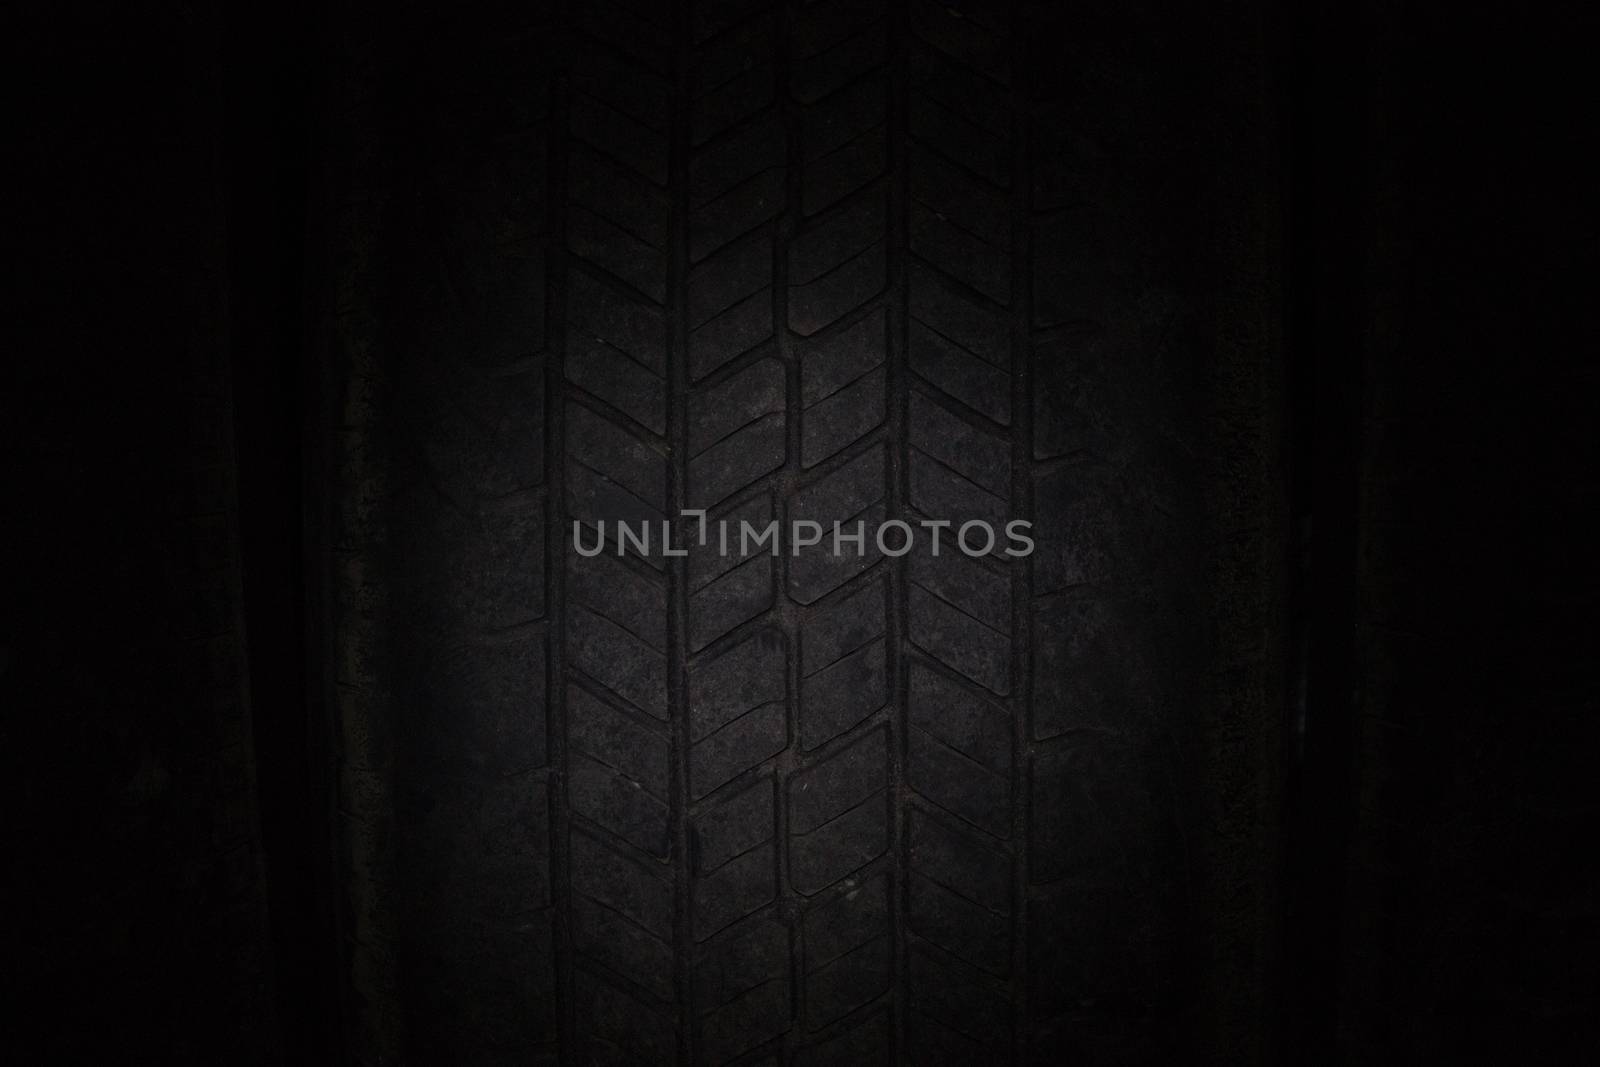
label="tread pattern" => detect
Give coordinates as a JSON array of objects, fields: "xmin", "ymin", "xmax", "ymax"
[
  {"xmin": 562, "ymin": 4, "xmax": 680, "ymax": 1062},
  {"xmin": 359, "ymin": 0, "xmax": 1211, "ymax": 1061},
  {"xmin": 898, "ymin": 4, "xmax": 1022, "ymax": 1056}
]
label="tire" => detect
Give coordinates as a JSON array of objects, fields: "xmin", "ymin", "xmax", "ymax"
[{"xmin": 321, "ymin": 1, "xmax": 1281, "ymax": 1063}]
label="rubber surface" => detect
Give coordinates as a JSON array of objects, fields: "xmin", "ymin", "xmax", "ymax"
[{"xmin": 321, "ymin": 0, "xmax": 1283, "ymax": 1062}]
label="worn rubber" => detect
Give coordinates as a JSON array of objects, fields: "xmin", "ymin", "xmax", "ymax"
[{"xmin": 322, "ymin": 0, "xmax": 1282, "ymax": 1063}]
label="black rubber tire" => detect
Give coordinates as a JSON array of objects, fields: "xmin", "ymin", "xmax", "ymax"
[{"xmin": 321, "ymin": 1, "xmax": 1282, "ymax": 1063}]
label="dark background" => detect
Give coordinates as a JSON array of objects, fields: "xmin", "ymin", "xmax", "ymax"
[{"xmin": 4, "ymin": 0, "xmax": 1594, "ymax": 1063}]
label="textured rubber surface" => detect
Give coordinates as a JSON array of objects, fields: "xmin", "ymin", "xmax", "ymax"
[{"xmin": 323, "ymin": 0, "xmax": 1281, "ymax": 1062}]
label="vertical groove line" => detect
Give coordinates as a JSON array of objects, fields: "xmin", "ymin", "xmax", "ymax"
[
  {"xmin": 544, "ymin": 33, "xmax": 576, "ymax": 1061},
  {"xmin": 775, "ymin": 0, "xmax": 806, "ymax": 1058},
  {"xmin": 886, "ymin": 0, "xmax": 912, "ymax": 1059},
  {"xmin": 326, "ymin": 35, "xmax": 399, "ymax": 1061},
  {"xmin": 667, "ymin": 0, "xmax": 696, "ymax": 1061},
  {"xmin": 1006, "ymin": 1, "xmax": 1035, "ymax": 1060}
]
